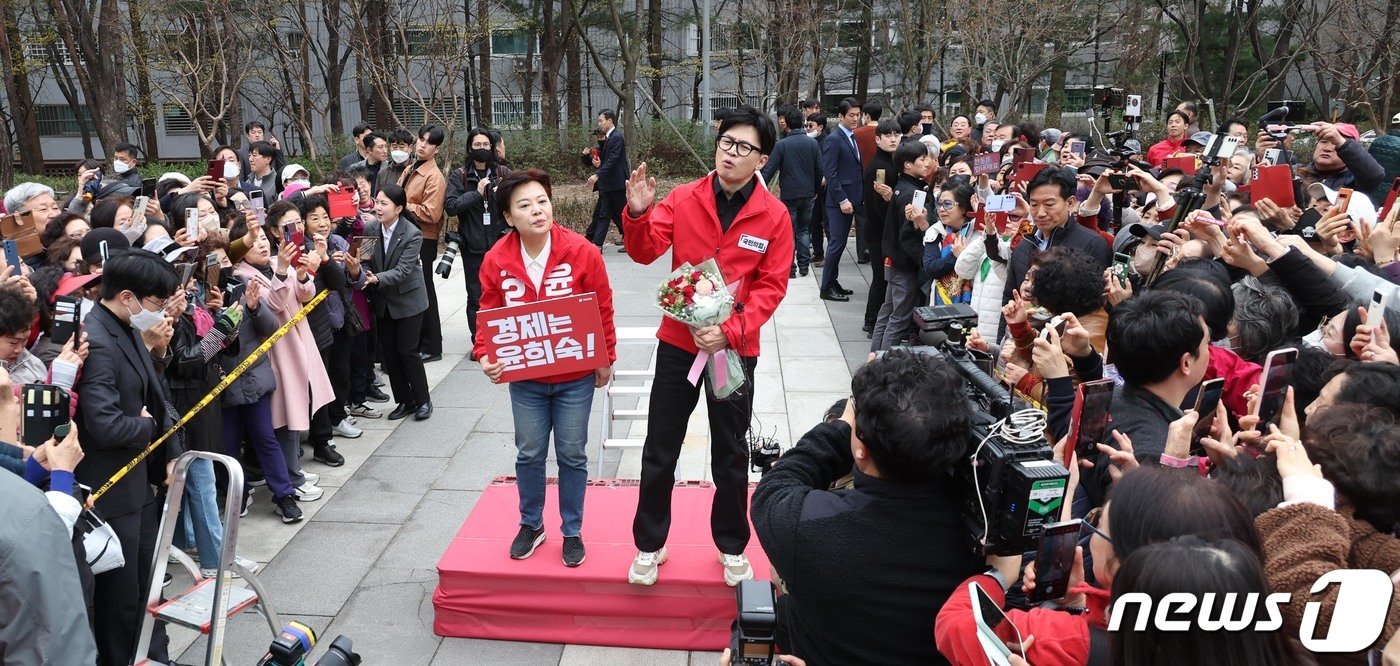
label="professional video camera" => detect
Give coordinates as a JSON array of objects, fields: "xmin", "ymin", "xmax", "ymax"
[
  {"xmin": 905, "ymin": 305, "xmax": 1070, "ymax": 557},
  {"xmin": 730, "ymin": 580, "xmax": 778, "ymax": 665},
  {"xmin": 257, "ymin": 623, "xmax": 361, "ymax": 666},
  {"xmin": 435, "ymin": 231, "xmax": 462, "ymax": 279},
  {"xmin": 1091, "ymin": 86, "xmax": 1126, "ymax": 110}
]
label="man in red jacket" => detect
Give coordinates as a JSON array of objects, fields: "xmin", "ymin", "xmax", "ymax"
[{"xmin": 622, "ymin": 105, "xmax": 793, "ymax": 587}]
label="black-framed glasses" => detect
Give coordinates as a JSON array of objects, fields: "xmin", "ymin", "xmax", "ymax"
[
  {"xmin": 717, "ymin": 135, "xmax": 759, "ymax": 157},
  {"xmin": 1082, "ymin": 507, "xmax": 1112, "ymax": 544}
]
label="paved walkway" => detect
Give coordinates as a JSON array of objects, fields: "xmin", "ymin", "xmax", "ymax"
[{"xmin": 165, "ymin": 239, "xmax": 860, "ymax": 665}]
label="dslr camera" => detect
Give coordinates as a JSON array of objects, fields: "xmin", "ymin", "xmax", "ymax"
[
  {"xmin": 435, "ymin": 232, "xmax": 462, "ymax": 279},
  {"xmin": 731, "ymin": 580, "xmax": 778, "ymax": 665},
  {"xmin": 256, "ymin": 623, "xmax": 360, "ymax": 666}
]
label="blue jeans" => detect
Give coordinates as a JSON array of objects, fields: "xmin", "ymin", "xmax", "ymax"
[
  {"xmin": 173, "ymin": 457, "xmax": 223, "ymax": 566},
  {"xmin": 509, "ymin": 375, "xmax": 595, "ymax": 537},
  {"xmin": 784, "ymin": 198, "xmax": 814, "ymax": 268}
]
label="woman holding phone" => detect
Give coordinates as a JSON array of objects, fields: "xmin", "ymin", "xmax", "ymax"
[{"xmin": 475, "ymin": 169, "xmax": 616, "ymax": 568}]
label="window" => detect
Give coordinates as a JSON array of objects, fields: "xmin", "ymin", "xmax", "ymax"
[
  {"xmin": 24, "ymin": 34, "xmax": 79, "ymax": 65},
  {"xmin": 941, "ymin": 91, "xmax": 964, "ymax": 119},
  {"xmin": 35, "ymin": 104, "xmax": 95, "ymax": 137},
  {"xmin": 1064, "ymin": 87, "xmax": 1093, "ymax": 113},
  {"xmin": 365, "ymin": 98, "xmax": 464, "ymax": 129},
  {"xmin": 491, "ymin": 29, "xmax": 536, "ymax": 57},
  {"xmin": 491, "ymin": 97, "xmax": 541, "ymax": 128},
  {"xmin": 285, "ymin": 31, "xmax": 305, "ymax": 52},
  {"xmin": 829, "ymin": 20, "xmax": 869, "ymax": 50},
  {"xmin": 163, "ymin": 105, "xmax": 195, "ymax": 135},
  {"xmin": 706, "ymin": 21, "xmax": 759, "ymax": 53},
  {"xmin": 398, "ymin": 26, "xmax": 462, "ymax": 57}
]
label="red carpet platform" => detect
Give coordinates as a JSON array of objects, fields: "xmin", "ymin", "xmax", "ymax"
[{"xmin": 433, "ymin": 477, "xmax": 770, "ymax": 651}]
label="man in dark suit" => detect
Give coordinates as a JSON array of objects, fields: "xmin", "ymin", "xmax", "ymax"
[
  {"xmin": 75, "ymin": 249, "xmax": 182, "ymax": 666},
  {"xmin": 351, "ymin": 183, "xmax": 433, "ymax": 420},
  {"xmin": 584, "ymin": 109, "xmax": 630, "ymax": 250},
  {"xmin": 819, "ymin": 98, "xmax": 865, "ymax": 301}
]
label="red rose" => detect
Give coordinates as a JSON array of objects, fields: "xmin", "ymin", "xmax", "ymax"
[
  {"xmin": 691, "ymin": 271, "xmax": 702, "ymax": 281},
  {"xmin": 682, "ymin": 285, "xmax": 695, "ymax": 298}
]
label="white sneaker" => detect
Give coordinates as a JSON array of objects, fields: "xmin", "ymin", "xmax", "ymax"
[
  {"xmin": 294, "ymin": 482, "xmax": 324, "ymax": 502},
  {"xmin": 627, "ymin": 547, "xmax": 668, "ymax": 586},
  {"xmin": 350, "ymin": 403, "xmax": 383, "ymax": 419},
  {"xmin": 719, "ymin": 553, "xmax": 753, "ymax": 587},
  {"xmin": 333, "ymin": 420, "xmax": 363, "ymax": 439},
  {"xmin": 201, "ymin": 555, "xmax": 260, "ymax": 579},
  {"xmin": 301, "ymin": 471, "xmax": 320, "ymax": 485}
]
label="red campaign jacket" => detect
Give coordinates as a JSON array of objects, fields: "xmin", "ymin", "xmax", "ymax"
[
  {"xmin": 935, "ymin": 574, "xmax": 1112, "ymax": 666},
  {"xmin": 1205, "ymin": 344, "xmax": 1262, "ymax": 418},
  {"xmin": 473, "ymin": 224, "xmax": 618, "ymax": 383},
  {"xmin": 623, "ymin": 172, "xmax": 794, "ymax": 357}
]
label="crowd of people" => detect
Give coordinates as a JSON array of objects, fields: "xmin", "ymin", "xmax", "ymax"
[
  {"xmin": 2, "ymin": 92, "xmax": 1399, "ymax": 665},
  {"xmin": 749, "ymin": 97, "xmax": 1400, "ymax": 664}
]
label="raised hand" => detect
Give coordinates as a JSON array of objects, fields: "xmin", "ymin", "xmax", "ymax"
[{"xmin": 625, "ymin": 162, "xmax": 657, "ymax": 216}]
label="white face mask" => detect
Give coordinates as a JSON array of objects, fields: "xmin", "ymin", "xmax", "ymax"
[
  {"xmin": 290, "ymin": 179, "xmax": 310, "ymax": 189},
  {"xmin": 224, "ymin": 162, "xmax": 241, "ymax": 180},
  {"xmin": 1301, "ymin": 328, "xmax": 1328, "ymax": 351},
  {"xmin": 113, "ymin": 159, "xmax": 132, "ymax": 174},
  {"xmin": 806, "ymin": 130, "xmax": 820, "ymax": 139},
  {"xmin": 975, "ymin": 113, "xmax": 988, "ymax": 125},
  {"xmin": 990, "ymin": 140, "xmax": 1005, "ymax": 152},
  {"xmin": 126, "ymin": 297, "xmax": 165, "ymax": 332},
  {"xmin": 391, "ymin": 150, "xmax": 410, "ymax": 164},
  {"xmin": 121, "ymin": 218, "xmax": 148, "ymax": 243}
]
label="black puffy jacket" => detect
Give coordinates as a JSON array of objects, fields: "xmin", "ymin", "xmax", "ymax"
[{"xmin": 444, "ymin": 164, "xmax": 511, "ymax": 255}]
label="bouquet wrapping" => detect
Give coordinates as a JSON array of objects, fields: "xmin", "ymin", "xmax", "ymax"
[{"xmin": 656, "ymin": 259, "xmax": 746, "ymax": 399}]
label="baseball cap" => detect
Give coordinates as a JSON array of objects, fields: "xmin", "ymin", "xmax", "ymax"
[
  {"xmin": 1041, "ymin": 128, "xmax": 1063, "ymax": 144},
  {"xmin": 1113, "ymin": 222, "xmax": 1165, "ymax": 254},
  {"xmin": 1335, "ymin": 124, "xmax": 1361, "ymax": 141},
  {"xmin": 80, "ymin": 228, "xmax": 131, "ymax": 266},
  {"xmin": 158, "ymin": 172, "xmax": 192, "ymax": 186},
  {"xmin": 53, "ymin": 272, "xmax": 101, "ymax": 301},
  {"xmin": 281, "ymin": 164, "xmax": 310, "ymax": 183},
  {"xmin": 1184, "ymin": 131, "xmax": 1214, "ymax": 147},
  {"xmin": 1123, "ymin": 139, "xmax": 1144, "ymax": 154},
  {"xmin": 1391, "ymin": 112, "xmax": 1400, "ymax": 127},
  {"xmin": 1306, "ymin": 182, "xmax": 1378, "ymax": 228},
  {"xmin": 142, "ymin": 235, "xmax": 196, "ymax": 263},
  {"xmin": 95, "ymin": 181, "xmax": 139, "ymax": 199}
]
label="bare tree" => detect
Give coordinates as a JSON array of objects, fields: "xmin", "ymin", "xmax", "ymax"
[
  {"xmin": 46, "ymin": 0, "xmax": 130, "ymax": 153},
  {"xmin": 0, "ymin": 0, "xmax": 44, "ymax": 175},
  {"xmin": 1299, "ymin": 0, "xmax": 1400, "ymax": 129}
]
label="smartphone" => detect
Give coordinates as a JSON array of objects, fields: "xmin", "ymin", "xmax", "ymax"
[
  {"xmin": 141, "ymin": 177, "xmax": 157, "ymax": 195},
  {"xmin": 968, "ymin": 581, "xmax": 1022, "ymax": 666},
  {"xmin": 176, "ymin": 262, "xmax": 196, "ymax": 288},
  {"xmin": 1367, "ymin": 289, "xmax": 1390, "ymax": 328},
  {"xmin": 911, "ymin": 189, "xmax": 928, "ymax": 212},
  {"xmin": 985, "ymin": 194, "xmax": 1016, "ymax": 213},
  {"xmin": 206, "ymin": 159, "xmax": 224, "ymax": 181},
  {"xmin": 50, "ymin": 295, "xmax": 81, "ymax": 346},
  {"xmin": 1106, "ymin": 173, "xmax": 1136, "ymax": 191},
  {"xmin": 2, "ymin": 240, "xmax": 20, "ymax": 272},
  {"xmin": 204, "ymin": 255, "xmax": 221, "ymax": 288},
  {"xmin": 1028, "ymin": 520, "xmax": 1081, "ymax": 603},
  {"xmin": 1068, "ymin": 140, "xmax": 1085, "ymax": 157},
  {"xmin": 1012, "ymin": 147, "xmax": 1036, "ymax": 166},
  {"xmin": 1264, "ymin": 148, "xmax": 1282, "ymax": 165},
  {"xmin": 1112, "ymin": 252, "xmax": 1134, "ymax": 285},
  {"xmin": 1040, "ymin": 314, "xmax": 1067, "ymax": 341},
  {"xmin": 1190, "ymin": 378, "xmax": 1226, "ymax": 455},
  {"xmin": 131, "ymin": 195, "xmax": 150, "ymax": 228},
  {"xmin": 1334, "ymin": 187, "xmax": 1353, "ymax": 215},
  {"xmin": 1378, "ymin": 177, "xmax": 1400, "ymax": 223},
  {"xmin": 1215, "ymin": 135, "xmax": 1242, "ymax": 159},
  {"xmin": 1124, "ymin": 94, "xmax": 1143, "ymax": 119},
  {"xmin": 875, "ymin": 169, "xmax": 886, "ymax": 185},
  {"xmin": 185, "ymin": 207, "xmax": 200, "ymax": 238},
  {"xmin": 1254, "ymin": 348, "xmax": 1299, "ymax": 431},
  {"xmin": 20, "ymin": 384, "xmax": 70, "ymax": 447},
  {"xmin": 1071, "ymin": 379, "xmax": 1115, "ymax": 461}
]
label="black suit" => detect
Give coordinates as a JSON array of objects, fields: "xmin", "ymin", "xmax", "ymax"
[
  {"xmin": 75, "ymin": 303, "xmax": 180, "ymax": 666},
  {"xmin": 586, "ymin": 128, "xmax": 630, "ymax": 246},
  {"xmin": 363, "ymin": 216, "xmax": 431, "ymax": 407}
]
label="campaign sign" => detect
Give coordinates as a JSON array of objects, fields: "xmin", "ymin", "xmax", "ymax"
[{"xmin": 478, "ymin": 293, "xmax": 607, "ymax": 382}]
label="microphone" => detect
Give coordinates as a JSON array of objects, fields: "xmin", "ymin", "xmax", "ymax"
[{"xmin": 1258, "ymin": 106, "xmax": 1289, "ymax": 128}]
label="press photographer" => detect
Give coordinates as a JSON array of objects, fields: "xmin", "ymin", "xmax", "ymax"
[{"xmin": 750, "ymin": 348, "xmax": 984, "ymax": 665}]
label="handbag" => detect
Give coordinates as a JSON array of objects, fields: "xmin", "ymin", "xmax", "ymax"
[
  {"xmin": 340, "ymin": 291, "xmax": 366, "ymax": 336},
  {"xmin": 81, "ymin": 508, "xmax": 125, "ymax": 575}
]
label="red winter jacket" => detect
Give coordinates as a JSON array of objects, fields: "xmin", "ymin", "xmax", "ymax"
[
  {"xmin": 623, "ymin": 173, "xmax": 794, "ymax": 357},
  {"xmin": 935, "ymin": 573, "xmax": 1111, "ymax": 666},
  {"xmin": 473, "ymin": 225, "xmax": 618, "ymax": 384},
  {"xmin": 1205, "ymin": 345, "xmax": 1262, "ymax": 418}
]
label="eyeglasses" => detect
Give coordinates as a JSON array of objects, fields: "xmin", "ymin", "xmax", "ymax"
[
  {"xmin": 1081, "ymin": 507, "xmax": 1112, "ymax": 544},
  {"xmin": 716, "ymin": 135, "xmax": 759, "ymax": 157},
  {"xmin": 935, "ymin": 199, "xmax": 958, "ymax": 210}
]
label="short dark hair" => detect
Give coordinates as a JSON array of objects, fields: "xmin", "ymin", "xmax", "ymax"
[
  {"xmin": 248, "ymin": 141, "xmax": 276, "ymax": 158},
  {"xmin": 939, "ymin": 178, "xmax": 975, "ymax": 216},
  {"xmin": 1228, "ymin": 277, "xmax": 1299, "ymax": 363},
  {"xmin": 0, "ymin": 281, "xmax": 39, "ymax": 337},
  {"xmin": 1108, "ymin": 291, "xmax": 1207, "ymax": 387},
  {"xmin": 851, "ymin": 348, "xmax": 972, "ymax": 483},
  {"xmin": 1026, "ymin": 166, "xmax": 1078, "ymax": 200},
  {"xmin": 387, "ymin": 128, "xmax": 415, "ymax": 145},
  {"xmin": 1176, "ymin": 101, "xmax": 1198, "ymax": 120},
  {"xmin": 1212, "ymin": 454, "xmax": 1283, "ymax": 518},
  {"xmin": 113, "ymin": 142, "xmax": 140, "ymax": 158},
  {"xmin": 876, "ymin": 118, "xmax": 901, "ymax": 136},
  {"xmin": 265, "ymin": 199, "xmax": 300, "ymax": 231},
  {"xmin": 296, "ymin": 193, "xmax": 330, "ymax": 221},
  {"xmin": 717, "ymin": 105, "xmax": 778, "ymax": 156},
  {"xmin": 838, "ymin": 98, "xmax": 862, "ymax": 116},
  {"xmin": 913, "ymin": 104, "xmax": 934, "ymax": 118},
  {"xmin": 977, "ymin": 99, "xmax": 997, "ymax": 112},
  {"xmin": 897, "ymin": 110, "xmax": 921, "ymax": 134},
  {"xmin": 1221, "ymin": 118, "xmax": 1247, "ymax": 134},
  {"xmin": 1166, "ymin": 110, "xmax": 1191, "ymax": 126},
  {"xmin": 1028, "ymin": 247, "xmax": 1105, "ymax": 316},
  {"xmin": 244, "ymin": 121, "xmax": 266, "ymax": 134},
  {"xmin": 1305, "ymin": 404, "xmax": 1400, "ymax": 529},
  {"xmin": 378, "ymin": 183, "xmax": 409, "ymax": 210},
  {"xmin": 800, "ymin": 98, "xmax": 820, "ymax": 110},
  {"xmin": 1328, "ymin": 362, "xmax": 1400, "ymax": 417},
  {"xmin": 89, "ymin": 197, "xmax": 133, "ymax": 229},
  {"xmin": 100, "ymin": 249, "xmax": 179, "ymax": 301},
  {"xmin": 1108, "ymin": 467, "xmax": 1264, "ymax": 561},
  {"xmin": 41, "ymin": 212, "xmax": 86, "ymax": 247},
  {"xmin": 495, "ymin": 168, "xmax": 553, "ymax": 216},
  {"xmin": 352, "ymin": 123, "xmax": 372, "ymax": 138},
  {"xmin": 361, "ymin": 132, "xmax": 384, "ymax": 151},
  {"xmin": 863, "ymin": 101, "xmax": 883, "ymax": 121},
  {"xmin": 806, "ymin": 112, "xmax": 827, "ymax": 129},
  {"xmin": 893, "ymin": 139, "xmax": 928, "ymax": 174},
  {"xmin": 417, "ymin": 124, "xmax": 444, "ymax": 146},
  {"xmin": 598, "ymin": 109, "xmax": 617, "ymax": 123},
  {"xmin": 1152, "ymin": 264, "xmax": 1234, "ymax": 340},
  {"xmin": 781, "ymin": 107, "xmax": 805, "ymax": 135}
]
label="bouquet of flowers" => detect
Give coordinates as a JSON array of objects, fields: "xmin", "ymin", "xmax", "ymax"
[{"xmin": 656, "ymin": 258, "xmax": 746, "ymax": 399}]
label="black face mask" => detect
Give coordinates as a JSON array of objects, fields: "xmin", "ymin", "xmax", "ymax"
[{"xmin": 471, "ymin": 148, "xmax": 492, "ymax": 164}]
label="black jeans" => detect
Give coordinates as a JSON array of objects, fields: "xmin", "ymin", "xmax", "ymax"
[
  {"xmin": 348, "ymin": 327, "xmax": 373, "ymax": 404},
  {"xmin": 632, "ymin": 342, "xmax": 758, "ymax": 555},
  {"xmin": 462, "ymin": 251, "xmax": 485, "ymax": 340},
  {"xmin": 378, "ymin": 311, "xmax": 430, "ymax": 407},
  {"xmin": 811, "ymin": 191, "xmax": 827, "ymax": 257},
  {"xmin": 864, "ymin": 240, "xmax": 887, "ymax": 327},
  {"xmin": 418, "ymin": 238, "xmax": 442, "ymax": 356},
  {"xmin": 93, "ymin": 494, "xmax": 169, "ymax": 666},
  {"xmin": 586, "ymin": 189, "xmax": 626, "ymax": 246},
  {"xmin": 309, "ymin": 328, "xmax": 353, "ymax": 445}
]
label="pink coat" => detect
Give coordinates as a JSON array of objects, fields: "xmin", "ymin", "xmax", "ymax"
[{"xmin": 235, "ymin": 260, "xmax": 333, "ymax": 431}]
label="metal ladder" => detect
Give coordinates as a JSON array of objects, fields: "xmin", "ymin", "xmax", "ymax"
[
  {"xmin": 596, "ymin": 326, "xmax": 659, "ymax": 476},
  {"xmin": 135, "ymin": 451, "xmax": 282, "ymax": 666}
]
